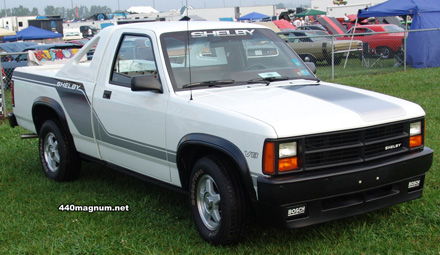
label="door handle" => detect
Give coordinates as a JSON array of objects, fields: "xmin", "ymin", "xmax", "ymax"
[{"xmin": 103, "ymin": 90, "xmax": 112, "ymax": 99}]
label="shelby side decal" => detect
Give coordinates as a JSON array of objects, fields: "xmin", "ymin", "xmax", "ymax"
[{"xmin": 13, "ymin": 71, "xmax": 177, "ymax": 163}]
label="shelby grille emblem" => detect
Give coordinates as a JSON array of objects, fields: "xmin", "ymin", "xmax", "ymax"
[{"xmin": 385, "ymin": 143, "xmax": 402, "ymax": 151}]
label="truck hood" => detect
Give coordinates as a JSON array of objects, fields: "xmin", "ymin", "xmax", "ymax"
[{"xmin": 188, "ymin": 82, "xmax": 424, "ymax": 138}]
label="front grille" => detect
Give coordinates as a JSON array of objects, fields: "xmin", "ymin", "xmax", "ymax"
[{"xmin": 303, "ymin": 121, "xmax": 412, "ymax": 171}]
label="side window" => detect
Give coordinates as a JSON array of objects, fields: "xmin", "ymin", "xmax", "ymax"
[
  {"xmin": 364, "ymin": 28, "xmax": 374, "ymax": 36},
  {"xmin": 354, "ymin": 28, "xmax": 367, "ymax": 35},
  {"xmin": 110, "ymin": 35, "xmax": 158, "ymax": 87},
  {"xmin": 287, "ymin": 37, "xmax": 299, "ymax": 43}
]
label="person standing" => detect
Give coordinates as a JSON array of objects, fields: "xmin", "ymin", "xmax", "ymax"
[{"xmin": 293, "ymin": 17, "xmax": 301, "ymax": 27}]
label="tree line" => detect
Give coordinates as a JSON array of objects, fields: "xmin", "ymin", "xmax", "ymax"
[{"xmin": 0, "ymin": 5, "xmax": 116, "ymax": 20}]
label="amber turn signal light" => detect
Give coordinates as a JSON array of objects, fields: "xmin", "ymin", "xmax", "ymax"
[{"xmin": 410, "ymin": 135, "xmax": 422, "ymax": 148}]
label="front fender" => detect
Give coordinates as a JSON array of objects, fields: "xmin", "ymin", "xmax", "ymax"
[{"xmin": 177, "ymin": 133, "xmax": 258, "ymax": 204}]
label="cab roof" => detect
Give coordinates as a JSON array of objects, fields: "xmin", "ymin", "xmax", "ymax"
[{"xmin": 102, "ymin": 21, "xmax": 269, "ymax": 35}]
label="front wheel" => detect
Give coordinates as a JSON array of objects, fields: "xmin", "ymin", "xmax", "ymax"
[
  {"xmin": 39, "ymin": 120, "xmax": 81, "ymax": 181},
  {"xmin": 301, "ymin": 54, "xmax": 317, "ymax": 65},
  {"xmin": 189, "ymin": 155, "xmax": 250, "ymax": 245}
]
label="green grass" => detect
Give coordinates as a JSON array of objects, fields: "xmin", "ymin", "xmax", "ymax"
[{"xmin": 1, "ymin": 68, "xmax": 439, "ymax": 254}]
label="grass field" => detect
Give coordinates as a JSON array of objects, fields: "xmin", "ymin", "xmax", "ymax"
[{"xmin": 0, "ymin": 67, "xmax": 439, "ymax": 254}]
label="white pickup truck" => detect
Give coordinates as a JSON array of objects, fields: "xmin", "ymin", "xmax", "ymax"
[{"xmin": 9, "ymin": 22, "xmax": 433, "ymax": 245}]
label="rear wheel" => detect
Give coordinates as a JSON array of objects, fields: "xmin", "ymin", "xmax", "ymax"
[
  {"xmin": 39, "ymin": 120, "xmax": 81, "ymax": 181},
  {"xmin": 377, "ymin": 46, "xmax": 394, "ymax": 59},
  {"xmin": 189, "ymin": 155, "xmax": 249, "ymax": 245}
]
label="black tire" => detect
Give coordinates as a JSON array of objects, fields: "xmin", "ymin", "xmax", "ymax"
[
  {"xmin": 189, "ymin": 155, "xmax": 250, "ymax": 245},
  {"xmin": 377, "ymin": 46, "xmax": 394, "ymax": 59},
  {"xmin": 301, "ymin": 54, "xmax": 317, "ymax": 65},
  {"xmin": 39, "ymin": 120, "xmax": 81, "ymax": 181}
]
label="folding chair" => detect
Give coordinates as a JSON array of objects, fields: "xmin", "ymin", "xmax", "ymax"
[
  {"xmin": 361, "ymin": 42, "xmax": 383, "ymax": 68},
  {"xmin": 393, "ymin": 39, "xmax": 405, "ymax": 67}
]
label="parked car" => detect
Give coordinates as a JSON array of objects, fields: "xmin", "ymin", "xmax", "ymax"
[
  {"xmin": 79, "ymin": 25, "xmax": 99, "ymax": 38},
  {"xmin": 63, "ymin": 29, "xmax": 83, "ymax": 41},
  {"xmin": 0, "ymin": 42, "xmax": 38, "ymax": 88},
  {"xmin": 68, "ymin": 38, "xmax": 90, "ymax": 46},
  {"xmin": 295, "ymin": 25, "xmax": 328, "ymax": 33},
  {"xmin": 338, "ymin": 24, "xmax": 404, "ymax": 59},
  {"xmin": 278, "ymin": 30, "xmax": 363, "ymax": 65}
]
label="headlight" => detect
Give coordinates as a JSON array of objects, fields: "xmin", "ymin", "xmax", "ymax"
[
  {"xmin": 263, "ymin": 140, "xmax": 301, "ymax": 175},
  {"xmin": 410, "ymin": 121, "xmax": 422, "ymax": 136},
  {"xmin": 409, "ymin": 121, "xmax": 424, "ymax": 149},
  {"xmin": 279, "ymin": 142, "xmax": 297, "ymax": 158}
]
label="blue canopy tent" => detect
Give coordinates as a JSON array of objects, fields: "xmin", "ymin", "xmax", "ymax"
[
  {"xmin": 358, "ymin": 0, "xmax": 440, "ymax": 68},
  {"xmin": 237, "ymin": 12, "xmax": 269, "ymax": 21},
  {"xmin": 2, "ymin": 26, "xmax": 62, "ymax": 42}
]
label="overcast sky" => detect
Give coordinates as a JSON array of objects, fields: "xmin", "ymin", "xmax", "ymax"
[{"xmin": 3, "ymin": 0, "xmax": 309, "ymax": 13}]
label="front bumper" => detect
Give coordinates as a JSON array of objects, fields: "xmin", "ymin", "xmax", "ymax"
[{"xmin": 257, "ymin": 147, "xmax": 433, "ymax": 228}]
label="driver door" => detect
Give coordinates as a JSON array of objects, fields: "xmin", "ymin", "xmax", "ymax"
[{"xmin": 92, "ymin": 32, "xmax": 171, "ymax": 182}]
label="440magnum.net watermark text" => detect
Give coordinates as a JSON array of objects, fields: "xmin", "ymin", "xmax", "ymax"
[{"xmin": 59, "ymin": 204, "xmax": 129, "ymax": 213}]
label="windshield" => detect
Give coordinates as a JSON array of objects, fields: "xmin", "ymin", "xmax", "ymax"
[
  {"xmin": 160, "ymin": 28, "xmax": 316, "ymax": 91},
  {"xmin": 306, "ymin": 34, "xmax": 328, "ymax": 42}
]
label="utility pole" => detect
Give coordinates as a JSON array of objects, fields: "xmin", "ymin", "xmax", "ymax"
[{"xmin": 3, "ymin": 0, "xmax": 7, "ymax": 17}]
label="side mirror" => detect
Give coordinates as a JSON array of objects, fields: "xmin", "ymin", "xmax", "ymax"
[
  {"xmin": 305, "ymin": 62, "xmax": 316, "ymax": 74},
  {"xmin": 131, "ymin": 75, "xmax": 163, "ymax": 93}
]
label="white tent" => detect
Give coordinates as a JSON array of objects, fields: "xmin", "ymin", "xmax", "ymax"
[{"xmin": 126, "ymin": 6, "xmax": 159, "ymax": 14}]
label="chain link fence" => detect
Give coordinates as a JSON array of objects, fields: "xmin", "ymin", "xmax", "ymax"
[
  {"xmin": 279, "ymin": 28, "xmax": 406, "ymax": 80},
  {"xmin": 0, "ymin": 52, "xmax": 27, "ymax": 117},
  {"xmin": 281, "ymin": 27, "xmax": 440, "ymax": 80},
  {"xmin": 1, "ymin": 52, "xmax": 28, "ymax": 88}
]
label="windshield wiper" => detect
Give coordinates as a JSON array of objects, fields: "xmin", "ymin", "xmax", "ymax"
[
  {"xmin": 247, "ymin": 76, "xmax": 290, "ymax": 86},
  {"xmin": 182, "ymin": 79, "xmax": 235, "ymax": 89},
  {"xmin": 247, "ymin": 76, "xmax": 321, "ymax": 86},
  {"xmin": 297, "ymin": 77, "xmax": 321, "ymax": 83}
]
